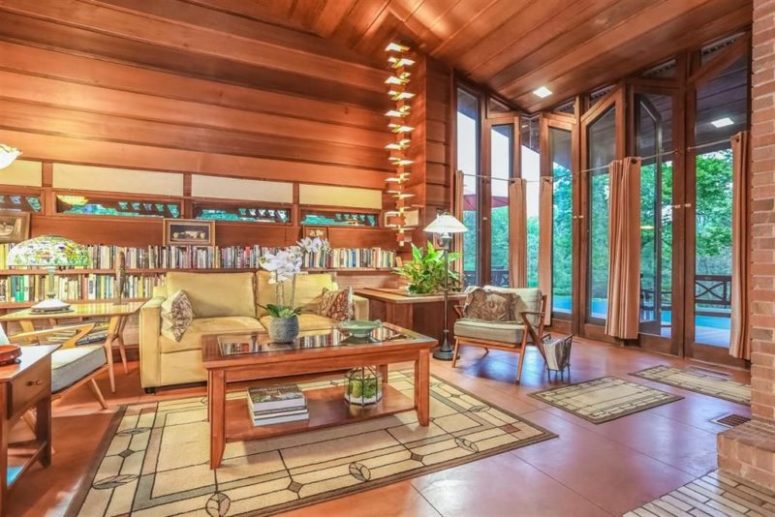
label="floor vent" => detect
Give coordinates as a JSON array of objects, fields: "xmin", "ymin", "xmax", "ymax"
[{"xmin": 712, "ymin": 413, "xmax": 751, "ymax": 428}]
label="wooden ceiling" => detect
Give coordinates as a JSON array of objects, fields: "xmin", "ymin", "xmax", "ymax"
[{"xmin": 215, "ymin": 0, "xmax": 752, "ymax": 113}]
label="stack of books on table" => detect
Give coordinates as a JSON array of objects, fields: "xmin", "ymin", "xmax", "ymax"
[{"xmin": 247, "ymin": 384, "xmax": 308, "ymax": 426}]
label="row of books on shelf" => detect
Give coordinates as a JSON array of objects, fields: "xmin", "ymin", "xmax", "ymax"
[
  {"xmin": 247, "ymin": 384, "xmax": 308, "ymax": 427},
  {"xmin": 0, "ymin": 244, "xmax": 396, "ymax": 270},
  {"xmin": 0, "ymin": 274, "xmax": 162, "ymax": 303}
]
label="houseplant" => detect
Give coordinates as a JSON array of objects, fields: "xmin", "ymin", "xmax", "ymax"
[
  {"xmin": 259, "ymin": 247, "xmax": 303, "ymax": 342},
  {"xmin": 394, "ymin": 242, "xmax": 460, "ymax": 295}
]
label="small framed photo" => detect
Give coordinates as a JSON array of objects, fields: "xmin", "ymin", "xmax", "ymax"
[
  {"xmin": 0, "ymin": 210, "xmax": 30, "ymax": 243},
  {"xmin": 163, "ymin": 219, "xmax": 215, "ymax": 246},
  {"xmin": 301, "ymin": 226, "xmax": 329, "ymax": 240}
]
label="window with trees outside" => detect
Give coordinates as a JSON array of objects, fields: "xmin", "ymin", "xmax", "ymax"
[
  {"xmin": 458, "ymin": 88, "xmax": 480, "ymax": 287},
  {"xmin": 489, "ymin": 124, "xmax": 513, "ymax": 287},
  {"xmin": 522, "ymin": 117, "xmax": 540, "ymax": 288},
  {"xmin": 550, "ymin": 127, "xmax": 573, "ymax": 316}
]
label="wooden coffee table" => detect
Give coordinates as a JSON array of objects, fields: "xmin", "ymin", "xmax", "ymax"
[{"xmin": 201, "ymin": 323, "xmax": 436, "ymax": 469}]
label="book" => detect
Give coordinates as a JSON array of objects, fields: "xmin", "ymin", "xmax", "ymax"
[
  {"xmin": 249, "ymin": 408, "xmax": 309, "ymax": 427},
  {"xmin": 247, "ymin": 384, "xmax": 306, "ymax": 412},
  {"xmin": 251, "ymin": 406, "xmax": 309, "ymax": 418}
]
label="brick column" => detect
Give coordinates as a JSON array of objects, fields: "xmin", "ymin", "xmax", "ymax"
[{"xmin": 717, "ymin": 0, "xmax": 775, "ymax": 491}]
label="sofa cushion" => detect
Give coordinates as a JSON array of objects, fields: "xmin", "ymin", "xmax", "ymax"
[
  {"xmin": 165, "ymin": 272, "xmax": 256, "ymax": 318},
  {"xmin": 161, "ymin": 290, "xmax": 194, "ymax": 342},
  {"xmin": 258, "ymin": 313, "xmax": 335, "ymax": 332},
  {"xmin": 159, "ymin": 316, "xmax": 264, "ymax": 353},
  {"xmin": 454, "ymin": 319, "xmax": 525, "ymax": 344},
  {"xmin": 315, "ymin": 287, "xmax": 353, "ymax": 321},
  {"xmin": 51, "ymin": 345, "xmax": 107, "ymax": 392},
  {"xmin": 256, "ymin": 271, "xmax": 337, "ymax": 317}
]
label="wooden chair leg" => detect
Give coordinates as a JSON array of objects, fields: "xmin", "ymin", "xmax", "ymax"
[
  {"xmin": 451, "ymin": 339, "xmax": 461, "ymax": 368},
  {"xmin": 89, "ymin": 379, "xmax": 108, "ymax": 410},
  {"xmin": 117, "ymin": 335, "xmax": 128, "ymax": 374},
  {"xmin": 482, "ymin": 347, "xmax": 489, "ymax": 356},
  {"xmin": 515, "ymin": 347, "xmax": 527, "ymax": 384},
  {"xmin": 22, "ymin": 411, "xmax": 36, "ymax": 432}
]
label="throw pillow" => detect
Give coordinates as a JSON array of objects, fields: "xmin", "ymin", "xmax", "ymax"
[
  {"xmin": 315, "ymin": 287, "xmax": 353, "ymax": 321},
  {"xmin": 463, "ymin": 287, "xmax": 518, "ymax": 322},
  {"xmin": 161, "ymin": 289, "xmax": 194, "ymax": 342}
]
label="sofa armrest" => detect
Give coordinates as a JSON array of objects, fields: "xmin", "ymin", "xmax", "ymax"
[
  {"xmin": 352, "ymin": 294, "xmax": 369, "ymax": 320},
  {"xmin": 139, "ymin": 296, "xmax": 165, "ymax": 389}
]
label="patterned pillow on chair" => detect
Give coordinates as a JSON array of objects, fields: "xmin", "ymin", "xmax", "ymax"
[
  {"xmin": 463, "ymin": 287, "xmax": 518, "ymax": 322},
  {"xmin": 161, "ymin": 289, "xmax": 194, "ymax": 342}
]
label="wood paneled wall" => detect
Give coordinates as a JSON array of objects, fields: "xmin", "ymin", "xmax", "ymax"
[{"xmin": 0, "ymin": 0, "xmax": 423, "ymax": 248}]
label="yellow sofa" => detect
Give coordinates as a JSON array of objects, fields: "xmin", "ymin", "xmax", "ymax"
[{"xmin": 139, "ymin": 271, "xmax": 368, "ymax": 390}]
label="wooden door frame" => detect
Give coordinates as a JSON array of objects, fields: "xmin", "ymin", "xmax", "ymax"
[
  {"xmin": 579, "ymin": 86, "xmax": 625, "ymax": 343},
  {"xmin": 540, "ymin": 111, "xmax": 579, "ymax": 336}
]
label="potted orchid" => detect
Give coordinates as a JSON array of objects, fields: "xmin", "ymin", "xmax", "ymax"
[{"xmin": 259, "ymin": 247, "xmax": 303, "ymax": 342}]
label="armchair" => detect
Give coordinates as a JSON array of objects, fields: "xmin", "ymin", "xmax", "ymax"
[{"xmin": 452, "ymin": 287, "xmax": 547, "ymax": 383}]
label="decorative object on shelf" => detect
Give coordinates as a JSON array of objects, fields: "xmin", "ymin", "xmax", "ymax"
[
  {"xmin": 394, "ymin": 241, "xmax": 460, "ymax": 296},
  {"xmin": 194, "ymin": 205, "xmax": 291, "ymax": 224},
  {"xmin": 384, "ymin": 42, "xmax": 417, "ymax": 246},
  {"xmin": 0, "ymin": 210, "xmax": 30, "ymax": 243},
  {"xmin": 259, "ymin": 247, "xmax": 303, "ymax": 343},
  {"xmin": 344, "ymin": 366, "xmax": 383, "ymax": 405},
  {"xmin": 0, "ymin": 144, "xmax": 21, "ymax": 170},
  {"xmin": 114, "ymin": 250, "xmax": 127, "ymax": 305},
  {"xmin": 163, "ymin": 218, "xmax": 215, "ymax": 246},
  {"xmin": 424, "ymin": 213, "xmax": 468, "ymax": 361},
  {"xmin": 57, "ymin": 194, "xmax": 180, "ymax": 218},
  {"xmin": 7, "ymin": 235, "xmax": 90, "ymax": 313},
  {"xmin": 301, "ymin": 210, "xmax": 379, "ymax": 228},
  {"xmin": 0, "ymin": 344, "xmax": 21, "ymax": 366},
  {"xmin": 339, "ymin": 319, "xmax": 381, "ymax": 339}
]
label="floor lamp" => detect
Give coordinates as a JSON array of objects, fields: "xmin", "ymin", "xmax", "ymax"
[{"xmin": 424, "ymin": 213, "xmax": 468, "ymax": 360}]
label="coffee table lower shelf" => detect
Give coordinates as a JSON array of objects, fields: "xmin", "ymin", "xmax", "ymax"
[{"xmin": 225, "ymin": 384, "xmax": 415, "ymax": 443}]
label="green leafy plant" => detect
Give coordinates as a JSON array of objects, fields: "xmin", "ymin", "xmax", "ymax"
[
  {"xmin": 395, "ymin": 242, "xmax": 460, "ymax": 295},
  {"xmin": 258, "ymin": 303, "xmax": 302, "ymax": 319}
]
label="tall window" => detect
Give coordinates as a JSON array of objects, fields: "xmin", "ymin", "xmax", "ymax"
[
  {"xmin": 458, "ymin": 88, "xmax": 480, "ymax": 286},
  {"xmin": 587, "ymin": 106, "xmax": 616, "ymax": 322},
  {"xmin": 522, "ymin": 117, "xmax": 541, "ymax": 288},
  {"xmin": 490, "ymin": 125, "xmax": 513, "ymax": 287},
  {"xmin": 550, "ymin": 128, "xmax": 573, "ymax": 315}
]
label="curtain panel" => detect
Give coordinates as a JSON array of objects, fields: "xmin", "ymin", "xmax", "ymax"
[
  {"xmin": 730, "ymin": 131, "xmax": 751, "ymax": 360},
  {"xmin": 538, "ymin": 176, "xmax": 553, "ymax": 326},
  {"xmin": 605, "ymin": 157, "xmax": 641, "ymax": 339},
  {"xmin": 510, "ymin": 178, "xmax": 528, "ymax": 288}
]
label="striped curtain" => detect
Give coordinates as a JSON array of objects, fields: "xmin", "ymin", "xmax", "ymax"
[
  {"xmin": 510, "ymin": 178, "xmax": 528, "ymax": 287},
  {"xmin": 538, "ymin": 176, "xmax": 553, "ymax": 326},
  {"xmin": 729, "ymin": 131, "xmax": 751, "ymax": 360}
]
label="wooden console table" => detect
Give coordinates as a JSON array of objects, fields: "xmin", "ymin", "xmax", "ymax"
[
  {"xmin": 0, "ymin": 345, "xmax": 55, "ymax": 517},
  {"xmin": 354, "ymin": 288, "xmax": 466, "ymax": 345}
]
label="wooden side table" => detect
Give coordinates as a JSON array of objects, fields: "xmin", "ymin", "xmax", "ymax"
[
  {"xmin": 0, "ymin": 345, "xmax": 55, "ymax": 517},
  {"xmin": 0, "ymin": 302, "xmax": 144, "ymax": 392}
]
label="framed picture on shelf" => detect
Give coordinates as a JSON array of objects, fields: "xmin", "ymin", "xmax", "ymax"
[
  {"xmin": 0, "ymin": 210, "xmax": 30, "ymax": 243},
  {"xmin": 163, "ymin": 219, "xmax": 215, "ymax": 246},
  {"xmin": 301, "ymin": 226, "xmax": 329, "ymax": 240}
]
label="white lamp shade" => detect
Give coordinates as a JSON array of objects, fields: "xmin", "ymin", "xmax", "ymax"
[
  {"xmin": 424, "ymin": 214, "xmax": 468, "ymax": 235},
  {"xmin": 0, "ymin": 145, "xmax": 21, "ymax": 170}
]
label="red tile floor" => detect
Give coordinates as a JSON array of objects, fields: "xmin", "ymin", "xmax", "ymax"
[{"xmin": 8, "ymin": 337, "xmax": 751, "ymax": 516}]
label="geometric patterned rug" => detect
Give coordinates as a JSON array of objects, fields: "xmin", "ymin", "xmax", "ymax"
[
  {"xmin": 70, "ymin": 371, "xmax": 556, "ymax": 516},
  {"xmin": 530, "ymin": 376, "xmax": 683, "ymax": 424},
  {"xmin": 631, "ymin": 365, "xmax": 751, "ymax": 405},
  {"xmin": 624, "ymin": 469, "xmax": 775, "ymax": 516}
]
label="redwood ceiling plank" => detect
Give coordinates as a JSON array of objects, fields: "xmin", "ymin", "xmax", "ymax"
[
  {"xmin": 313, "ymin": 0, "xmax": 359, "ymax": 37},
  {"xmin": 331, "ymin": 0, "xmax": 391, "ymax": 49},
  {"xmin": 172, "ymin": 0, "xmax": 310, "ymax": 32}
]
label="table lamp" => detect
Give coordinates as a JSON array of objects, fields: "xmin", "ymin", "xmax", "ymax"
[
  {"xmin": 8, "ymin": 235, "xmax": 90, "ymax": 313},
  {"xmin": 424, "ymin": 213, "xmax": 467, "ymax": 360}
]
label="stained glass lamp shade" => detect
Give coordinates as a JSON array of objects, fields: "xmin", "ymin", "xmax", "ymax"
[{"xmin": 8, "ymin": 236, "xmax": 90, "ymax": 312}]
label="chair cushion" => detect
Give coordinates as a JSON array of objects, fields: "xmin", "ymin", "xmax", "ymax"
[
  {"xmin": 454, "ymin": 319, "xmax": 525, "ymax": 344},
  {"xmin": 484, "ymin": 286, "xmax": 543, "ymax": 326},
  {"xmin": 51, "ymin": 345, "xmax": 107, "ymax": 393},
  {"xmin": 161, "ymin": 289, "xmax": 194, "ymax": 342},
  {"xmin": 462, "ymin": 287, "xmax": 518, "ymax": 322},
  {"xmin": 258, "ymin": 313, "xmax": 335, "ymax": 332},
  {"xmin": 165, "ymin": 272, "xmax": 256, "ymax": 318},
  {"xmin": 159, "ymin": 316, "xmax": 264, "ymax": 353},
  {"xmin": 256, "ymin": 271, "xmax": 337, "ymax": 317}
]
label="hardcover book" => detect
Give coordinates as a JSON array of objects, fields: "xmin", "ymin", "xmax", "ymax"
[{"xmin": 247, "ymin": 384, "xmax": 306, "ymax": 412}]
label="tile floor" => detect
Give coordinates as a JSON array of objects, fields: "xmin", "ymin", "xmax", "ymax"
[{"xmin": 8, "ymin": 337, "xmax": 753, "ymax": 516}]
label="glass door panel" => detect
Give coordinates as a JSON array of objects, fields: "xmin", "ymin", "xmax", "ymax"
[
  {"xmin": 522, "ymin": 117, "xmax": 541, "ymax": 288},
  {"xmin": 489, "ymin": 124, "xmax": 513, "ymax": 287},
  {"xmin": 550, "ymin": 127, "xmax": 573, "ymax": 316},
  {"xmin": 457, "ymin": 88, "xmax": 480, "ymax": 287}
]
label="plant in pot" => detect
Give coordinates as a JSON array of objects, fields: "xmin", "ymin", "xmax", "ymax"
[
  {"xmin": 394, "ymin": 242, "xmax": 460, "ymax": 295},
  {"xmin": 259, "ymin": 247, "xmax": 303, "ymax": 343}
]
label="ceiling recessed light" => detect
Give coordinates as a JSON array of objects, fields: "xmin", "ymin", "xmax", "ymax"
[
  {"xmin": 533, "ymin": 86, "xmax": 552, "ymax": 98},
  {"xmin": 711, "ymin": 117, "xmax": 734, "ymax": 128}
]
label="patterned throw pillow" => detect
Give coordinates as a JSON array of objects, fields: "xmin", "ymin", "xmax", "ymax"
[
  {"xmin": 161, "ymin": 289, "xmax": 194, "ymax": 342},
  {"xmin": 315, "ymin": 287, "xmax": 353, "ymax": 321},
  {"xmin": 463, "ymin": 287, "xmax": 518, "ymax": 322}
]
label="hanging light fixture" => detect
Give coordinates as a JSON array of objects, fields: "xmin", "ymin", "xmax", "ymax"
[
  {"xmin": 0, "ymin": 144, "xmax": 21, "ymax": 170},
  {"xmin": 384, "ymin": 42, "xmax": 416, "ymax": 246}
]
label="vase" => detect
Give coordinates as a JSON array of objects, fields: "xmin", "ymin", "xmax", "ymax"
[{"xmin": 268, "ymin": 315, "xmax": 300, "ymax": 343}]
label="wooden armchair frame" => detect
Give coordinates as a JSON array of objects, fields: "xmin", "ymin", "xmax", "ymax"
[
  {"xmin": 10, "ymin": 323, "xmax": 108, "ymax": 409},
  {"xmin": 452, "ymin": 294, "xmax": 548, "ymax": 383}
]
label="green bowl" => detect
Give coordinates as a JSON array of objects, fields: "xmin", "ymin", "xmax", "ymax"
[{"xmin": 340, "ymin": 319, "xmax": 382, "ymax": 338}]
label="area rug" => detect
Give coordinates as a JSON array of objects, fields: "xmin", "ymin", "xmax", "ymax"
[
  {"xmin": 70, "ymin": 371, "xmax": 556, "ymax": 516},
  {"xmin": 624, "ymin": 470, "xmax": 775, "ymax": 516},
  {"xmin": 630, "ymin": 365, "xmax": 751, "ymax": 405},
  {"xmin": 530, "ymin": 376, "xmax": 682, "ymax": 424}
]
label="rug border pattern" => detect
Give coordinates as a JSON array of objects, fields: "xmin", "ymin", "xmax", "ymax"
[{"xmin": 629, "ymin": 365, "xmax": 751, "ymax": 406}]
